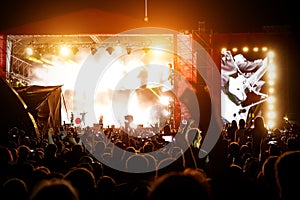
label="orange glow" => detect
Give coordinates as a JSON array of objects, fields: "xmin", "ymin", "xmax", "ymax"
[{"xmin": 144, "ymin": 16, "xmax": 149, "ymax": 22}]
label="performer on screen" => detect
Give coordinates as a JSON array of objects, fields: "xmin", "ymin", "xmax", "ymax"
[
  {"xmin": 221, "ymin": 50, "xmax": 268, "ymax": 124},
  {"xmin": 221, "ymin": 50, "xmax": 267, "ymax": 105}
]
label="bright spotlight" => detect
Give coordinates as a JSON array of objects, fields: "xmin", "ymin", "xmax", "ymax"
[
  {"xmin": 269, "ymin": 64, "xmax": 275, "ymax": 71},
  {"xmin": 268, "ymin": 96, "xmax": 275, "ymax": 103},
  {"xmin": 159, "ymin": 96, "xmax": 170, "ymax": 106},
  {"xmin": 267, "ymin": 111, "xmax": 276, "ymax": 119},
  {"xmin": 267, "ymin": 51, "xmax": 274, "ymax": 58},
  {"xmin": 242, "ymin": 47, "xmax": 249, "ymax": 52},
  {"xmin": 26, "ymin": 47, "xmax": 34, "ymax": 56},
  {"xmin": 268, "ymin": 71, "xmax": 276, "ymax": 79},
  {"xmin": 60, "ymin": 46, "xmax": 70, "ymax": 57},
  {"xmin": 267, "ymin": 121, "xmax": 275, "ymax": 129},
  {"xmin": 232, "ymin": 48, "xmax": 238, "ymax": 52},
  {"xmin": 221, "ymin": 48, "xmax": 227, "ymax": 53},
  {"xmin": 162, "ymin": 109, "xmax": 170, "ymax": 117}
]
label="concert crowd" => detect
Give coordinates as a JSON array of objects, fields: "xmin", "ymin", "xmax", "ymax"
[{"xmin": 0, "ymin": 115, "xmax": 300, "ymax": 200}]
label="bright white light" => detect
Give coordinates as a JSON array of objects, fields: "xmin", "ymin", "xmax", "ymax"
[
  {"xmin": 269, "ymin": 104, "xmax": 274, "ymax": 110},
  {"xmin": 267, "ymin": 120, "xmax": 275, "ymax": 129},
  {"xmin": 152, "ymin": 48, "xmax": 165, "ymax": 55},
  {"xmin": 28, "ymin": 40, "xmax": 173, "ymax": 128},
  {"xmin": 268, "ymin": 63, "xmax": 275, "ymax": 71},
  {"xmin": 162, "ymin": 109, "xmax": 170, "ymax": 116},
  {"xmin": 268, "ymin": 96, "xmax": 275, "ymax": 104},
  {"xmin": 269, "ymin": 71, "xmax": 276, "ymax": 79},
  {"xmin": 267, "ymin": 111, "xmax": 276, "ymax": 119},
  {"xmin": 60, "ymin": 45, "xmax": 70, "ymax": 57},
  {"xmin": 159, "ymin": 96, "xmax": 170, "ymax": 106},
  {"xmin": 26, "ymin": 47, "xmax": 34, "ymax": 56},
  {"xmin": 127, "ymin": 92, "xmax": 151, "ymax": 125},
  {"xmin": 267, "ymin": 51, "xmax": 274, "ymax": 58},
  {"xmin": 242, "ymin": 47, "xmax": 249, "ymax": 52}
]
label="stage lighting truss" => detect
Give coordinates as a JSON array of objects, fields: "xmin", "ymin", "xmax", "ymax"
[{"xmin": 7, "ymin": 34, "xmax": 174, "ymax": 58}]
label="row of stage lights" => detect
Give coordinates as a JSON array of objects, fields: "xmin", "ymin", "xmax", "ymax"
[
  {"xmin": 221, "ymin": 46, "xmax": 269, "ymax": 54},
  {"xmin": 25, "ymin": 44, "xmax": 151, "ymax": 58},
  {"xmin": 266, "ymin": 52, "xmax": 276, "ymax": 129}
]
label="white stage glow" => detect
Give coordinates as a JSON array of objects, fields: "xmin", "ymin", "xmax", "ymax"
[{"xmin": 29, "ymin": 46, "xmax": 174, "ymax": 128}]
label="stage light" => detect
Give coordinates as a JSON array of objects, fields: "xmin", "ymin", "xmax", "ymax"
[
  {"xmin": 267, "ymin": 111, "xmax": 276, "ymax": 119},
  {"xmin": 269, "ymin": 63, "xmax": 275, "ymax": 71},
  {"xmin": 267, "ymin": 51, "xmax": 274, "ymax": 58},
  {"xmin": 91, "ymin": 47, "xmax": 98, "ymax": 55},
  {"xmin": 221, "ymin": 48, "xmax": 227, "ymax": 53},
  {"xmin": 242, "ymin": 47, "xmax": 249, "ymax": 52},
  {"xmin": 267, "ymin": 120, "xmax": 275, "ymax": 129},
  {"xmin": 162, "ymin": 109, "xmax": 170, "ymax": 117},
  {"xmin": 126, "ymin": 47, "xmax": 132, "ymax": 55},
  {"xmin": 253, "ymin": 47, "xmax": 259, "ymax": 52},
  {"xmin": 159, "ymin": 96, "xmax": 170, "ymax": 106},
  {"xmin": 144, "ymin": 16, "xmax": 149, "ymax": 22},
  {"xmin": 232, "ymin": 48, "xmax": 238, "ymax": 52},
  {"xmin": 269, "ymin": 71, "xmax": 276, "ymax": 79},
  {"xmin": 106, "ymin": 46, "xmax": 114, "ymax": 55},
  {"xmin": 59, "ymin": 45, "xmax": 70, "ymax": 57},
  {"xmin": 25, "ymin": 47, "xmax": 34, "ymax": 56},
  {"xmin": 72, "ymin": 46, "xmax": 79, "ymax": 55},
  {"xmin": 268, "ymin": 96, "xmax": 275, "ymax": 104}
]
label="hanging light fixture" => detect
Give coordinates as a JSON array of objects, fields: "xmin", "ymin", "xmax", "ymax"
[
  {"xmin": 106, "ymin": 46, "xmax": 115, "ymax": 55},
  {"xmin": 126, "ymin": 47, "xmax": 132, "ymax": 55}
]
